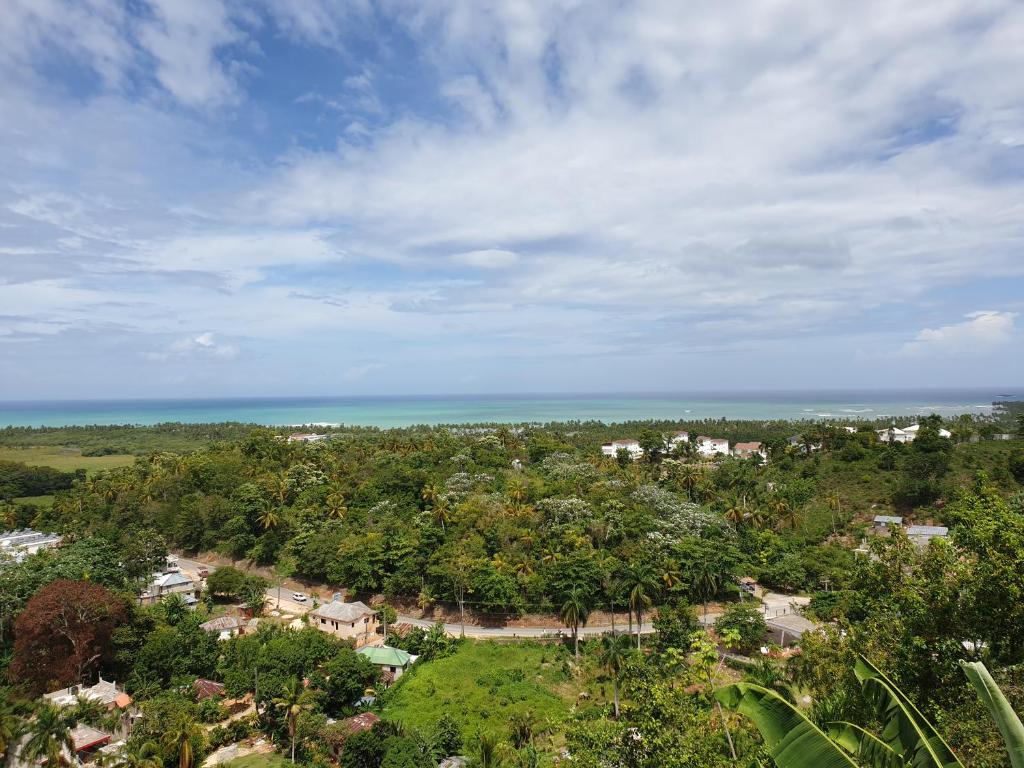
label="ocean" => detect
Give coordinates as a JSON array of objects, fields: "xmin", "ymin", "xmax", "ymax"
[{"xmin": 0, "ymin": 389, "xmax": 1016, "ymax": 429}]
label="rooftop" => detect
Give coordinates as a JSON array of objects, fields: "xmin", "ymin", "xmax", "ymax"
[
  {"xmin": 200, "ymin": 616, "xmax": 245, "ymax": 632},
  {"xmin": 873, "ymin": 515, "xmax": 903, "ymax": 524},
  {"xmin": 70, "ymin": 724, "xmax": 112, "ymax": 752},
  {"xmin": 313, "ymin": 599, "xmax": 376, "ymax": 623},
  {"xmin": 358, "ymin": 645, "xmax": 412, "ymax": 667},
  {"xmin": 906, "ymin": 525, "xmax": 949, "ymax": 537}
]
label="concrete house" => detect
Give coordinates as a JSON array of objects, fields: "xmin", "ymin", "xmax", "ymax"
[
  {"xmin": 44, "ymin": 678, "xmax": 132, "ymax": 712},
  {"xmin": 139, "ymin": 572, "xmax": 199, "ymax": 606},
  {"xmin": 872, "ymin": 515, "xmax": 903, "ymax": 530},
  {"xmin": 600, "ymin": 439, "xmax": 643, "ymax": 459},
  {"xmin": 696, "ymin": 436, "xmax": 729, "ymax": 457},
  {"xmin": 733, "ymin": 441, "xmax": 767, "ymax": 461},
  {"xmin": 200, "ymin": 615, "xmax": 246, "ymax": 640},
  {"xmin": 0, "ymin": 529, "xmax": 62, "ymax": 564},
  {"xmin": 358, "ymin": 645, "xmax": 415, "ymax": 683},
  {"xmin": 311, "ymin": 599, "xmax": 379, "ymax": 646},
  {"xmin": 907, "ymin": 525, "xmax": 949, "ymax": 546}
]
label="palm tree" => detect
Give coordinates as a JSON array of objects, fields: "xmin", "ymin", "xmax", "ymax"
[
  {"xmin": 421, "ymin": 483, "xmax": 440, "ymax": 507},
  {"xmin": 273, "ymin": 677, "xmax": 314, "ymax": 763},
  {"xmin": 560, "ymin": 588, "xmax": 591, "ymax": 658},
  {"xmin": 598, "ymin": 633, "xmax": 633, "ymax": 719},
  {"xmin": 718, "ymin": 655, "xmax": 1024, "ymax": 768},
  {"xmin": 623, "ymin": 563, "xmax": 656, "ymax": 649},
  {"xmin": 21, "ymin": 705, "xmax": 77, "ymax": 768},
  {"xmin": 257, "ymin": 503, "xmax": 280, "ymax": 531},
  {"xmin": 690, "ymin": 559, "xmax": 723, "ymax": 622},
  {"xmin": 325, "ymin": 488, "xmax": 348, "ymax": 520},
  {"xmin": 826, "ymin": 493, "xmax": 842, "ymax": 534},
  {"xmin": 473, "ymin": 732, "xmax": 503, "ymax": 768},
  {"xmin": 0, "ymin": 696, "xmax": 26, "ymax": 764},
  {"xmin": 112, "ymin": 741, "xmax": 164, "ymax": 768},
  {"xmin": 432, "ymin": 497, "xmax": 452, "ymax": 532},
  {"xmin": 660, "ymin": 564, "xmax": 682, "ymax": 591},
  {"xmin": 161, "ymin": 719, "xmax": 202, "ymax": 768}
]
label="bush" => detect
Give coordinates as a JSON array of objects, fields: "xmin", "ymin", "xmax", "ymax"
[{"xmin": 713, "ymin": 603, "xmax": 768, "ymax": 654}]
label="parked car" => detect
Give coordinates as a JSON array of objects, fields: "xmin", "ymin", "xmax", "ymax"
[
  {"xmin": 197, "ymin": 568, "xmax": 210, "ymax": 578},
  {"xmin": 292, "ymin": 592, "xmax": 308, "ymax": 602}
]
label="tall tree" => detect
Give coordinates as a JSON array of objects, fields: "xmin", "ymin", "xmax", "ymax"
[
  {"xmin": 11, "ymin": 580, "xmax": 128, "ymax": 695},
  {"xmin": 21, "ymin": 705, "xmax": 77, "ymax": 768},
  {"xmin": 623, "ymin": 563, "xmax": 656, "ymax": 649},
  {"xmin": 274, "ymin": 677, "xmax": 315, "ymax": 763},
  {"xmin": 560, "ymin": 588, "xmax": 591, "ymax": 658},
  {"xmin": 597, "ymin": 634, "xmax": 633, "ymax": 719}
]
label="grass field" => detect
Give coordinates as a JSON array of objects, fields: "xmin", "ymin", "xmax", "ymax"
[
  {"xmin": 224, "ymin": 753, "xmax": 291, "ymax": 768},
  {"xmin": 381, "ymin": 640, "xmax": 597, "ymax": 742},
  {"xmin": 0, "ymin": 446, "xmax": 135, "ymax": 473},
  {"xmin": 13, "ymin": 494, "xmax": 55, "ymax": 508}
]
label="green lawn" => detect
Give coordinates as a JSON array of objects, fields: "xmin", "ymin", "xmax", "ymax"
[
  {"xmin": 224, "ymin": 753, "xmax": 291, "ymax": 768},
  {"xmin": 381, "ymin": 640, "xmax": 592, "ymax": 741},
  {"xmin": 13, "ymin": 494, "xmax": 55, "ymax": 508},
  {"xmin": 0, "ymin": 446, "xmax": 136, "ymax": 473}
]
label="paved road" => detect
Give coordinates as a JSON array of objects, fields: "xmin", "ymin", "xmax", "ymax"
[{"xmin": 174, "ymin": 553, "xmax": 806, "ymax": 639}]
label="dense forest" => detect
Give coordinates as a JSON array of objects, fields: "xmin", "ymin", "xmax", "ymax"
[{"xmin": 2, "ymin": 410, "xmax": 1024, "ymax": 768}]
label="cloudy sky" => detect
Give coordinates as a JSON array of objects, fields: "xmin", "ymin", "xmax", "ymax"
[{"xmin": 2, "ymin": 0, "xmax": 1023, "ymax": 400}]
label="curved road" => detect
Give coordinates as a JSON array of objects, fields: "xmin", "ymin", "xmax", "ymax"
[{"xmin": 173, "ymin": 555, "xmax": 804, "ymax": 639}]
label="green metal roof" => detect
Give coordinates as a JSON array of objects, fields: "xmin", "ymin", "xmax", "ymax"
[{"xmin": 358, "ymin": 645, "xmax": 412, "ymax": 667}]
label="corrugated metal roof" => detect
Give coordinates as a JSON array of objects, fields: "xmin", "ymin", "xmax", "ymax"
[{"xmin": 312, "ymin": 599, "xmax": 375, "ymax": 622}]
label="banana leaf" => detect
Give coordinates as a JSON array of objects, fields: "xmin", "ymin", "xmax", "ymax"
[
  {"xmin": 854, "ymin": 656, "xmax": 964, "ymax": 768},
  {"xmin": 830, "ymin": 721, "xmax": 910, "ymax": 768},
  {"xmin": 716, "ymin": 683, "xmax": 859, "ymax": 768},
  {"xmin": 961, "ymin": 660, "xmax": 1024, "ymax": 768}
]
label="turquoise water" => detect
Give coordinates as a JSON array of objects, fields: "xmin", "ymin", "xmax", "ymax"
[{"xmin": 0, "ymin": 389, "xmax": 1014, "ymax": 428}]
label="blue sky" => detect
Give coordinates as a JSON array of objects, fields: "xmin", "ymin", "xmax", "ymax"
[{"xmin": 1, "ymin": 0, "xmax": 1023, "ymax": 399}]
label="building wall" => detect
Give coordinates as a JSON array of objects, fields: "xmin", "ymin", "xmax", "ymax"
[{"xmin": 313, "ymin": 613, "xmax": 379, "ymax": 646}]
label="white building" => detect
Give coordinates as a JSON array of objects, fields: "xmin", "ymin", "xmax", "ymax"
[
  {"xmin": 668, "ymin": 431, "xmax": 689, "ymax": 448},
  {"xmin": 695, "ymin": 436, "xmax": 729, "ymax": 457},
  {"xmin": 139, "ymin": 572, "xmax": 199, "ymax": 606},
  {"xmin": 907, "ymin": 525, "xmax": 949, "ymax": 546},
  {"xmin": 287, "ymin": 433, "xmax": 328, "ymax": 443},
  {"xmin": 0, "ymin": 529, "xmax": 62, "ymax": 563},
  {"xmin": 877, "ymin": 424, "xmax": 952, "ymax": 443},
  {"xmin": 600, "ymin": 439, "xmax": 643, "ymax": 459}
]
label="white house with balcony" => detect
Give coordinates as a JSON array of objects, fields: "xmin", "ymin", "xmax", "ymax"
[
  {"xmin": 600, "ymin": 439, "xmax": 643, "ymax": 460},
  {"xmin": 695, "ymin": 436, "xmax": 729, "ymax": 457}
]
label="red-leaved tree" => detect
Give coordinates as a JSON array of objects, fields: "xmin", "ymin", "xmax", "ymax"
[{"xmin": 10, "ymin": 579, "xmax": 128, "ymax": 695}]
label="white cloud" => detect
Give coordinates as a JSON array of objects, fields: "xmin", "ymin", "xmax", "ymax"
[
  {"xmin": 135, "ymin": 0, "xmax": 247, "ymax": 108},
  {"xmin": 149, "ymin": 332, "xmax": 239, "ymax": 362},
  {"xmin": 451, "ymin": 249, "xmax": 520, "ymax": 269},
  {"xmin": 901, "ymin": 311, "xmax": 1018, "ymax": 356}
]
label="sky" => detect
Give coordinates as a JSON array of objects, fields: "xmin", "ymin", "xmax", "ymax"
[{"xmin": 1, "ymin": 0, "xmax": 1023, "ymax": 400}]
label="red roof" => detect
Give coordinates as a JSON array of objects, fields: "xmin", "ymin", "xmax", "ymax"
[
  {"xmin": 340, "ymin": 712, "xmax": 380, "ymax": 737},
  {"xmin": 193, "ymin": 679, "xmax": 226, "ymax": 701}
]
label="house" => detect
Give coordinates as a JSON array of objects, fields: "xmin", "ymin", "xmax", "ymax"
[
  {"xmin": 906, "ymin": 525, "xmax": 949, "ymax": 546},
  {"xmin": 872, "ymin": 515, "xmax": 903, "ymax": 530},
  {"xmin": 787, "ymin": 435, "xmax": 822, "ymax": 452},
  {"xmin": 44, "ymin": 678, "xmax": 132, "ymax": 711},
  {"xmin": 287, "ymin": 433, "xmax": 328, "ymax": 443},
  {"xmin": 877, "ymin": 424, "xmax": 952, "ymax": 443},
  {"xmin": 903, "ymin": 423, "xmax": 952, "ymax": 439},
  {"xmin": 732, "ymin": 441, "xmax": 767, "ymax": 461},
  {"xmin": 600, "ymin": 439, "xmax": 643, "ymax": 459},
  {"xmin": 200, "ymin": 615, "xmax": 246, "ymax": 640},
  {"xmin": 766, "ymin": 614, "xmax": 821, "ymax": 647},
  {"xmin": 70, "ymin": 724, "xmax": 113, "ymax": 761},
  {"xmin": 695, "ymin": 436, "xmax": 729, "ymax": 457},
  {"xmin": 0, "ymin": 529, "xmax": 62, "ymax": 563},
  {"xmin": 311, "ymin": 599, "xmax": 379, "ymax": 646},
  {"xmin": 668, "ymin": 431, "xmax": 689, "ymax": 448},
  {"xmin": 192, "ymin": 679, "xmax": 227, "ymax": 701},
  {"xmin": 138, "ymin": 572, "xmax": 199, "ymax": 606},
  {"xmin": 357, "ymin": 645, "xmax": 415, "ymax": 682}
]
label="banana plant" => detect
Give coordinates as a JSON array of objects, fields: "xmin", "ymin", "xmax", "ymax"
[{"xmin": 717, "ymin": 655, "xmax": 1024, "ymax": 768}]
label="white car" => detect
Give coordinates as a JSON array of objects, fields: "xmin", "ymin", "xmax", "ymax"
[{"xmin": 292, "ymin": 592, "xmax": 308, "ymax": 602}]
